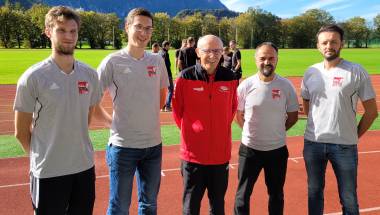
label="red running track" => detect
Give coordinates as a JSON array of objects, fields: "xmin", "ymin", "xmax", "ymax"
[{"xmin": 0, "ymin": 133, "xmax": 380, "ymax": 215}]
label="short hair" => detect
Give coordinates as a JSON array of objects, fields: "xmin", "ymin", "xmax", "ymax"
[
  {"xmin": 255, "ymin": 42, "xmax": 278, "ymax": 53},
  {"xmin": 125, "ymin": 8, "xmax": 153, "ymax": 26},
  {"xmin": 317, "ymin": 24, "xmax": 344, "ymax": 41},
  {"xmin": 197, "ymin": 35, "xmax": 223, "ymax": 49},
  {"xmin": 45, "ymin": 6, "xmax": 80, "ymax": 29},
  {"xmin": 182, "ymin": 39, "xmax": 187, "ymax": 44},
  {"xmin": 229, "ymin": 40, "xmax": 236, "ymax": 44},
  {"xmin": 187, "ymin": 37, "xmax": 195, "ymax": 44},
  {"xmin": 152, "ymin": 42, "xmax": 159, "ymax": 48},
  {"xmin": 162, "ymin": 40, "xmax": 170, "ymax": 47}
]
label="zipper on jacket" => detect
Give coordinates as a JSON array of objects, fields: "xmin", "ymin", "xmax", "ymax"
[{"xmin": 208, "ymin": 76, "xmax": 214, "ymax": 162}]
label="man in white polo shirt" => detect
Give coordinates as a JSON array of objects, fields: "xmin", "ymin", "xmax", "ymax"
[
  {"xmin": 14, "ymin": 6, "xmax": 101, "ymax": 215},
  {"xmin": 301, "ymin": 24, "xmax": 378, "ymax": 215},
  {"xmin": 234, "ymin": 42, "xmax": 299, "ymax": 215},
  {"xmin": 95, "ymin": 8, "xmax": 168, "ymax": 215}
]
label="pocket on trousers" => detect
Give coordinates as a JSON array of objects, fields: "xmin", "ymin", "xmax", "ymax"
[
  {"xmin": 337, "ymin": 144, "xmax": 356, "ymax": 150},
  {"xmin": 238, "ymin": 143, "xmax": 252, "ymax": 157},
  {"xmin": 106, "ymin": 144, "xmax": 113, "ymax": 167}
]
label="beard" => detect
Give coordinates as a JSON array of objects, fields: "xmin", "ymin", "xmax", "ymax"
[
  {"xmin": 56, "ymin": 43, "xmax": 75, "ymax": 55},
  {"xmin": 260, "ymin": 64, "xmax": 275, "ymax": 77},
  {"xmin": 324, "ymin": 49, "xmax": 340, "ymax": 61}
]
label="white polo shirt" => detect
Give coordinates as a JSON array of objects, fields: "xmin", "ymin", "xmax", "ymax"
[
  {"xmin": 97, "ymin": 49, "xmax": 169, "ymax": 148},
  {"xmin": 238, "ymin": 73, "xmax": 299, "ymax": 151},
  {"xmin": 301, "ymin": 60, "xmax": 376, "ymax": 145},
  {"xmin": 14, "ymin": 57, "xmax": 102, "ymax": 178}
]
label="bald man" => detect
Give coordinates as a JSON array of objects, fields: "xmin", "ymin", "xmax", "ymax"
[{"xmin": 172, "ymin": 35, "xmax": 239, "ymax": 215}]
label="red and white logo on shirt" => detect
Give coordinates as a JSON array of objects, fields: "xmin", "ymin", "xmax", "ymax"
[
  {"xmin": 78, "ymin": 81, "xmax": 89, "ymax": 94},
  {"xmin": 332, "ymin": 77, "xmax": 344, "ymax": 87},
  {"xmin": 147, "ymin": 66, "xmax": 157, "ymax": 77},
  {"xmin": 272, "ymin": 89, "xmax": 281, "ymax": 99},
  {"xmin": 219, "ymin": 86, "xmax": 229, "ymax": 93}
]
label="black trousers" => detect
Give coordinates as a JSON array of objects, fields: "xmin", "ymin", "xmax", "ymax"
[
  {"xmin": 234, "ymin": 144, "xmax": 288, "ymax": 215},
  {"xmin": 181, "ymin": 160, "xmax": 229, "ymax": 215},
  {"xmin": 31, "ymin": 166, "xmax": 96, "ymax": 215}
]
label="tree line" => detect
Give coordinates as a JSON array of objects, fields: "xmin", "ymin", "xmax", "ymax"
[{"xmin": 1, "ymin": 2, "xmax": 380, "ymax": 49}]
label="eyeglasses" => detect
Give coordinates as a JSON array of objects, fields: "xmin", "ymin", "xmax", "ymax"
[
  {"xmin": 132, "ymin": 24, "xmax": 154, "ymax": 33},
  {"xmin": 200, "ymin": 49, "xmax": 223, "ymax": 55}
]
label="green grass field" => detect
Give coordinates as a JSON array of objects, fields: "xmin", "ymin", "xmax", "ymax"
[
  {"xmin": 1, "ymin": 116, "xmax": 380, "ymax": 158},
  {"xmin": 1, "ymin": 48, "xmax": 379, "ymax": 84},
  {"xmin": 1, "ymin": 48, "xmax": 379, "ymax": 158}
]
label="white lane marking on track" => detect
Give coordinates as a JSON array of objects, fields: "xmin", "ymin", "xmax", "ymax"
[
  {"xmin": 1, "ymin": 150, "xmax": 380, "ymax": 189},
  {"xmin": 289, "ymin": 158, "xmax": 299, "ymax": 163},
  {"xmin": 324, "ymin": 206, "xmax": 380, "ymax": 214}
]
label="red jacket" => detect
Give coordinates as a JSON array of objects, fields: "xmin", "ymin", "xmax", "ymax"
[{"xmin": 172, "ymin": 64, "xmax": 238, "ymax": 165}]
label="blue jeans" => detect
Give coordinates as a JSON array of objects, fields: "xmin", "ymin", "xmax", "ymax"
[
  {"xmin": 106, "ymin": 143, "xmax": 162, "ymax": 215},
  {"xmin": 303, "ymin": 139, "xmax": 359, "ymax": 215},
  {"xmin": 165, "ymin": 77, "xmax": 174, "ymax": 109}
]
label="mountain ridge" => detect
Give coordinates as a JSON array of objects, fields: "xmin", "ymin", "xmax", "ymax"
[{"xmin": 2, "ymin": 0, "xmax": 229, "ymax": 17}]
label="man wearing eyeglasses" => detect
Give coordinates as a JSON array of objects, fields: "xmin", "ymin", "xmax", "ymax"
[
  {"xmin": 95, "ymin": 8, "xmax": 169, "ymax": 215},
  {"xmin": 172, "ymin": 34, "xmax": 238, "ymax": 215}
]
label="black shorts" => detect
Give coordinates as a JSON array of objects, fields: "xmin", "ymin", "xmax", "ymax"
[{"xmin": 30, "ymin": 167, "xmax": 96, "ymax": 215}]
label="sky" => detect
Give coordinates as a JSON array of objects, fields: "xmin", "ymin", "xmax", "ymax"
[{"xmin": 220, "ymin": 0, "xmax": 380, "ymax": 22}]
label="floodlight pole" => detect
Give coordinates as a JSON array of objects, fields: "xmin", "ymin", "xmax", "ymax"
[
  {"xmin": 113, "ymin": 26, "xmax": 115, "ymax": 48},
  {"xmin": 251, "ymin": 28, "xmax": 253, "ymax": 48},
  {"xmin": 167, "ymin": 23, "xmax": 170, "ymax": 41},
  {"xmin": 235, "ymin": 26, "xmax": 238, "ymax": 43}
]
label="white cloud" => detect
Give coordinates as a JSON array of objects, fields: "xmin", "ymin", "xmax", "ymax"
[
  {"xmin": 221, "ymin": 0, "xmax": 273, "ymax": 12},
  {"xmin": 360, "ymin": 12, "xmax": 378, "ymax": 20},
  {"xmin": 251, "ymin": 0, "xmax": 274, "ymax": 7},
  {"xmin": 302, "ymin": 0, "xmax": 347, "ymax": 11},
  {"xmin": 372, "ymin": 4, "xmax": 380, "ymax": 11},
  {"xmin": 326, "ymin": 3, "xmax": 353, "ymax": 12}
]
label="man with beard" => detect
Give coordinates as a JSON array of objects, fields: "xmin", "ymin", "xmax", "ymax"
[
  {"xmin": 301, "ymin": 24, "xmax": 378, "ymax": 215},
  {"xmin": 95, "ymin": 8, "xmax": 168, "ymax": 215},
  {"xmin": 14, "ymin": 6, "xmax": 101, "ymax": 214},
  {"xmin": 172, "ymin": 35, "xmax": 238, "ymax": 215},
  {"xmin": 234, "ymin": 42, "xmax": 299, "ymax": 215}
]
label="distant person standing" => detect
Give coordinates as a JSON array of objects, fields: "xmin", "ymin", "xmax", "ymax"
[
  {"xmin": 95, "ymin": 8, "xmax": 169, "ymax": 215},
  {"xmin": 234, "ymin": 42, "xmax": 299, "ymax": 215},
  {"xmin": 152, "ymin": 42, "xmax": 160, "ymax": 54},
  {"xmin": 222, "ymin": 46, "xmax": 233, "ymax": 70},
  {"xmin": 160, "ymin": 40, "xmax": 173, "ymax": 111},
  {"xmin": 178, "ymin": 37, "xmax": 197, "ymax": 71},
  {"xmin": 230, "ymin": 40, "xmax": 242, "ymax": 80},
  {"xmin": 301, "ymin": 24, "xmax": 378, "ymax": 215},
  {"xmin": 175, "ymin": 39, "xmax": 187, "ymax": 75},
  {"xmin": 14, "ymin": 6, "xmax": 101, "ymax": 214}
]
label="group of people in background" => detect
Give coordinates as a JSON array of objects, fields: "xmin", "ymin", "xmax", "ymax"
[{"xmin": 13, "ymin": 5, "xmax": 377, "ymax": 215}]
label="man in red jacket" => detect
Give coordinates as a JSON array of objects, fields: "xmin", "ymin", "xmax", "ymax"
[{"xmin": 172, "ymin": 34, "xmax": 238, "ymax": 215}]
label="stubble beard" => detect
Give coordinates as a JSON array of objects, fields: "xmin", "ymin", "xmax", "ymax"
[
  {"xmin": 56, "ymin": 44, "xmax": 75, "ymax": 56},
  {"xmin": 324, "ymin": 49, "xmax": 340, "ymax": 62},
  {"xmin": 261, "ymin": 64, "xmax": 274, "ymax": 77}
]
